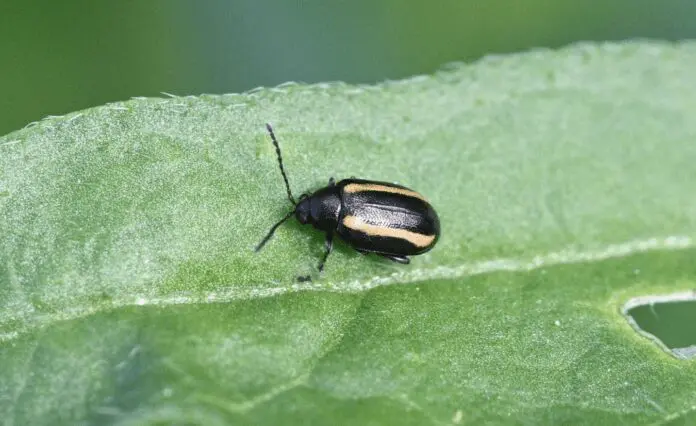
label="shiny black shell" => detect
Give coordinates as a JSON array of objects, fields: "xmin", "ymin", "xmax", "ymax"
[{"xmin": 296, "ymin": 178, "xmax": 440, "ymax": 256}]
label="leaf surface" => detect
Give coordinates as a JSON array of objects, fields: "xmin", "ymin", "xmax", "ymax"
[{"xmin": 2, "ymin": 41, "xmax": 696, "ymax": 425}]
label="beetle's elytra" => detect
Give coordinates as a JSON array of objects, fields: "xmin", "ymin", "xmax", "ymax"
[{"xmin": 255, "ymin": 123, "xmax": 440, "ymax": 280}]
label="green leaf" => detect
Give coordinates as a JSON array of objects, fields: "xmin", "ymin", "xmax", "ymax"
[{"xmin": 2, "ymin": 41, "xmax": 696, "ymax": 425}]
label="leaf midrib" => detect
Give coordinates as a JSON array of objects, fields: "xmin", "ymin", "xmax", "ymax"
[{"xmin": 2, "ymin": 233, "xmax": 692, "ymax": 344}]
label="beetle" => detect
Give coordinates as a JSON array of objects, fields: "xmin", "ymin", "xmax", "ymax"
[{"xmin": 255, "ymin": 123, "xmax": 440, "ymax": 278}]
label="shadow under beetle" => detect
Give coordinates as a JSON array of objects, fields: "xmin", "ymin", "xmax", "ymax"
[{"xmin": 255, "ymin": 123, "xmax": 440, "ymax": 280}]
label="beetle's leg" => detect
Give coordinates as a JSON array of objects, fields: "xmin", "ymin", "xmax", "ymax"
[
  {"xmin": 296, "ymin": 233, "xmax": 334, "ymax": 281},
  {"xmin": 356, "ymin": 249, "xmax": 369, "ymax": 256},
  {"xmin": 328, "ymin": 177, "xmax": 335, "ymax": 186},
  {"xmin": 318, "ymin": 232, "xmax": 334, "ymax": 272},
  {"xmin": 380, "ymin": 254, "xmax": 410, "ymax": 264}
]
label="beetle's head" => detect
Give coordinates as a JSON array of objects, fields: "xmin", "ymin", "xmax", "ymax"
[{"xmin": 294, "ymin": 194, "xmax": 311, "ymax": 224}]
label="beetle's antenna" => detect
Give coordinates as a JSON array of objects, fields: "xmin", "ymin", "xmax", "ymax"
[
  {"xmin": 266, "ymin": 123, "xmax": 296, "ymax": 205},
  {"xmin": 255, "ymin": 209, "xmax": 295, "ymax": 252}
]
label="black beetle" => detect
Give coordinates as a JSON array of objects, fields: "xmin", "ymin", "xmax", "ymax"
[{"xmin": 255, "ymin": 123, "xmax": 440, "ymax": 278}]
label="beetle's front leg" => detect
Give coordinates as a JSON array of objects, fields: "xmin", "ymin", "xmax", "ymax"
[
  {"xmin": 328, "ymin": 177, "xmax": 335, "ymax": 186},
  {"xmin": 317, "ymin": 232, "xmax": 334, "ymax": 272},
  {"xmin": 296, "ymin": 233, "xmax": 334, "ymax": 282}
]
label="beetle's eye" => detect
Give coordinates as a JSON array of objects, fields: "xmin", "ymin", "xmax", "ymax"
[{"xmin": 296, "ymin": 208, "xmax": 309, "ymax": 224}]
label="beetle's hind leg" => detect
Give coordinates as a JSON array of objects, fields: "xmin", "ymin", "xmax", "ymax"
[
  {"xmin": 356, "ymin": 250, "xmax": 409, "ymax": 264},
  {"xmin": 380, "ymin": 254, "xmax": 410, "ymax": 264}
]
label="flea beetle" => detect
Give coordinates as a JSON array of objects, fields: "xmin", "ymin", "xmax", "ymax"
[{"xmin": 255, "ymin": 123, "xmax": 440, "ymax": 278}]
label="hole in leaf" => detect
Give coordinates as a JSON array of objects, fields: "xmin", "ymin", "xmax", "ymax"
[{"xmin": 624, "ymin": 292, "xmax": 696, "ymax": 359}]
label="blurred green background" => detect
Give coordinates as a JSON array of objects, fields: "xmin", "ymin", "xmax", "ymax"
[
  {"xmin": 628, "ymin": 302, "xmax": 696, "ymax": 352},
  {"xmin": 2, "ymin": 0, "xmax": 696, "ymax": 136}
]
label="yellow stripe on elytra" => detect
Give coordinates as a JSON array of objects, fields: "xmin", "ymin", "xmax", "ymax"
[
  {"xmin": 342, "ymin": 215, "xmax": 435, "ymax": 248},
  {"xmin": 343, "ymin": 183, "xmax": 427, "ymax": 202}
]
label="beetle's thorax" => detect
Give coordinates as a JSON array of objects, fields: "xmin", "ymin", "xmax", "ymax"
[{"xmin": 295, "ymin": 186, "xmax": 341, "ymax": 232}]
